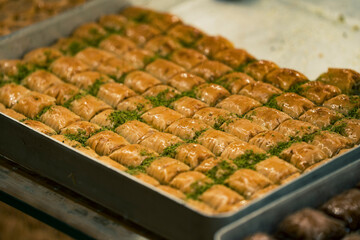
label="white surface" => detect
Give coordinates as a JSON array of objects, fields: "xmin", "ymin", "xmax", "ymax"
[{"xmin": 132, "ymin": 0, "xmax": 360, "ymax": 79}]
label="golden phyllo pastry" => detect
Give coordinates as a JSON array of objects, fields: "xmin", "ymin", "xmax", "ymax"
[
  {"xmin": 23, "ymin": 119, "xmax": 57, "ymax": 136},
  {"xmin": 40, "ymin": 105, "xmax": 81, "ymax": 132},
  {"xmin": 23, "ymin": 70, "xmax": 62, "ymax": 93},
  {"xmin": 87, "ymin": 130, "xmax": 129, "ymax": 156},
  {"xmin": 0, "ymin": 83, "xmax": 31, "ymax": 108},
  {"xmin": 12, "ymin": 92, "xmax": 56, "ymax": 119}
]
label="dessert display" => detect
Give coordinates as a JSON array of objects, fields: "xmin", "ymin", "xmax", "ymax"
[{"xmin": 1, "ymin": 6, "xmax": 360, "ymax": 215}]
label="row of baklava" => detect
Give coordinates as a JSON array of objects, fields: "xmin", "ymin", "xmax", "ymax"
[
  {"xmin": 245, "ymin": 186, "xmax": 360, "ymax": 240},
  {"xmin": 1, "ymin": 6, "xmax": 360, "ymax": 214},
  {"xmin": 0, "ymin": 0, "xmax": 87, "ymax": 36}
]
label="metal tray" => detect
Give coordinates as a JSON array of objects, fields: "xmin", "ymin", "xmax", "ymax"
[
  {"xmin": 1, "ymin": 0, "xmax": 360, "ymax": 239},
  {"xmin": 215, "ymin": 157, "xmax": 360, "ymax": 240}
]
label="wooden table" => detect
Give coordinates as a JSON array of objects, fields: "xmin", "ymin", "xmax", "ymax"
[{"xmin": 0, "ymin": 155, "xmax": 162, "ymax": 240}]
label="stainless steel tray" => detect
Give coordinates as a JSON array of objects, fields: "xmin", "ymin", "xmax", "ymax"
[
  {"xmin": 1, "ymin": 0, "xmax": 360, "ymax": 239},
  {"xmin": 215, "ymin": 157, "xmax": 360, "ymax": 240}
]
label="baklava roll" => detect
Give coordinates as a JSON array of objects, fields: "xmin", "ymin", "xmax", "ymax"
[
  {"xmin": 22, "ymin": 70, "xmax": 62, "ymax": 93},
  {"xmin": 0, "ymin": 83, "xmax": 31, "ymax": 108},
  {"xmin": 264, "ymin": 68, "xmax": 308, "ymax": 91},
  {"xmin": 132, "ymin": 173, "xmax": 160, "ymax": 187},
  {"xmin": 310, "ymin": 131, "xmax": 353, "ymax": 157},
  {"xmin": 255, "ymin": 157, "xmax": 299, "ymax": 184},
  {"xmin": 23, "ymin": 119, "xmax": 57, "ymax": 136},
  {"xmin": 75, "ymin": 47, "xmax": 115, "ymax": 69},
  {"xmin": 221, "ymin": 140, "xmax": 265, "ymax": 159},
  {"xmin": 214, "ymin": 48, "xmax": 255, "ymax": 70},
  {"xmin": 217, "ymin": 72, "xmax": 255, "ymax": 94},
  {"xmin": 141, "ymin": 106, "xmax": 184, "ymax": 131},
  {"xmin": 280, "ymin": 142, "xmax": 327, "ymax": 171},
  {"xmin": 50, "ymin": 56, "xmax": 89, "ymax": 81},
  {"xmin": 146, "ymin": 157, "xmax": 190, "ymax": 184},
  {"xmin": 142, "ymin": 85, "xmax": 179, "ymax": 99},
  {"xmin": 199, "ymin": 185, "xmax": 247, "ymax": 213},
  {"xmin": 195, "ymin": 35, "xmax": 234, "ymax": 58},
  {"xmin": 171, "ymin": 96, "xmax": 208, "ymax": 117},
  {"xmin": 244, "ymin": 60, "xmax": 279, "ymax": 81},
  {"xmin": 249, "ymin": 131, "xmax": 289, "ymax": 152},
  {"xmin": 323, "ymin": 94, "xmax": 360, "ymax": 115},
  {"xmin": 117, "ymin": 95, "xmax": 153, "ymax": 112},
  {"xmin": 166, "ymin": 118, "xmax": 209, "ymax": 140},
  {"xmin": 145, "ymin": 59, "xmax": 185, "ymax": 83},
  {"xmin": 124, "ymin": 22, "xmax": 160, "ymax": 46},
  {"xmin": 23, "ymin": 47, "xmax": 62, "ymax": 67},
  {"xmin": 221, "ymin": 119, "xmax": 267, "ymax": 142},
  {"xmin": 96, "ymin": 57, "xmax": 135, "ymax": 81},
  {"xmin": 192, "ymin": 84, "xmax": 231, "ymax": 108},
  {"xmin": 52, "ymin": 37, "xmax": 87, "ymax": 56},
  {"xmin": 139, "ymin": 132, "xmax": 183, "ymax": 154},
  {"xmin": 193, "ymin": 107, "xmax": 234, "ymax": 128},
  {"xmin": 124, "ymin": 70, "xmax": 162, "ymax": 94},
  {"xmin": 170, "ymin": 171, "xmax": 212, "ymax": 194},
  {"xmin": 174, "ymin": 143, "xmax": 214, "ymax": 168},
  {"xmin": 12, "ymin": 92, "xmax": 56, "ymax": 119},
  {"xmin": 87, "ymin": 130, "xmax": 129, "ymax": 156},
  {"xmin": 116, "ymin": 120, "xmax": 157, "ymax": 144},
  {"xmin": 299, "ymin": 81, "xmax": 341, "ymax": 105},
  {"xmin": 146, "ymin": 11, "xmax": 182, "ymax": 32},
  {"xmin": 96, "ymin": 155, "xmax": 127, "ymax": 171},
  {"xmin": 167, "ymin": 24, "xmax": 204, "ymax": 47},
  {"xmin": 299, "ymin": 107, "xmax": 343, "ymax": 129},
  {"xmin": 69, "ymin": 71, "xmax": 112, "ymax": 90},
  {"xmin": 197, "ymin": 129, "xmax": 240, "ymax": 156},
  {"xmin": 333, "ymin": 119, "xmax": 360, "ymax": 144},
  {"xmin": 72, "ymin": 22, "xmax": 107, "ymax": 45},
  {"xmin": 40, "ymin": 106, "xmax": 81, "ymax": 132},
  {"xmin": 44, "ymin": 82, "xmax": 79, "ymax": 105},
  {"xmin": 275, "ymin": 119, "xmax": 319, "ymax": 138},
  {"xmin": 0, "ymin": 108, "xmax": 27, "ymax": 121},
  {"xmin": 194, "ymin": 157, "xmax": 226, "ymax": 173},
  {"xmin": 190, "ymin": 60, "xmax": 232, "ymax": 82},
  {"xmin": 0, "ymin": 59, "xmax": 24, "ymax": 79},
  {"xmin": 121, "ymin": 49, "xmax": 155, "ymax": 70},
  {"xmin": 69, "ymin": 95, "xmax": 111, "ymax": 121},
  {"xmin": 167, "ymin": 72, "xmax": 205, "ymax": 92},
  {"xmin": 170, "ymin": 48, "xmax": 207, "ymax": 70},
  {"xmin": 274, "ymin": 92, "xmax": 315, "ymax": 119},
  {"xmin": 157, "ymin": 185, "xmax": 186, "ymax": 200},
  {"xmin": 317, "ymin": 68, "xmax": 360, "ymax": 94},
  {"xmin": 144, "ymin": 35, "xmax": 181, "ymax": 57},
  {"xmin": 109, "ymin": 144, "xmax": 158, "ymax": 167},
  {"xmin": 225, "ymin": 169, "xmax": 272, "ymax": 199},
  {"xmin": 90, "ymin": 109, "xmax": 115, "ymax": 129},
  {"xmin": 99, "ymin": 35, "xmax": 136, "ymax": 56},
  {"xmin": 239, "ymin": 82, "xmax": 282, "ymax": 104},
  {"xmin": 97, "ymin": 82, "xmax": 136, "ymax": 108},
  {"xmin": 60, "ymin": 121, "xmax": 101, "ymax": 136},
  {"xmin": 216, "ymin": 95, "xmax": 261, "ymax": 116},
  {"xmin": 245, "ymin": 107, "xmax": 291, "ymax": 131},
  {"xmin": 98, "ymin": 14, "xmax": 127, "ymax": 33}
]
